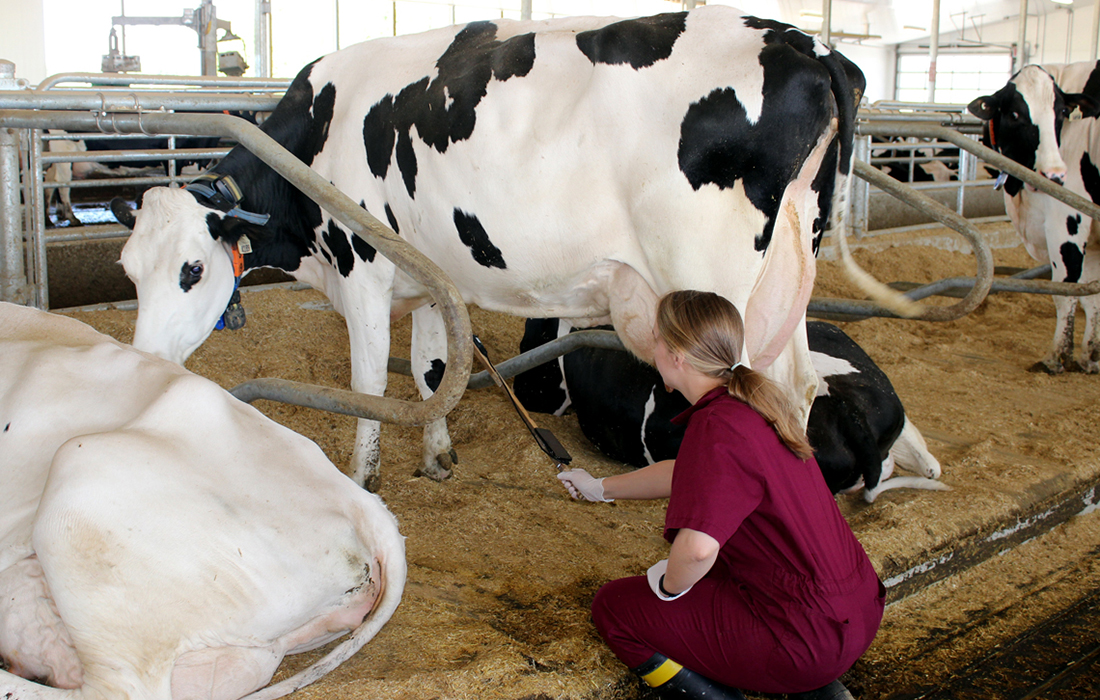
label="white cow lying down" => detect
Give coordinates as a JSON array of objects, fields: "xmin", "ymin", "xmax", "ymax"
[{"xmin": 0, "ymin": 302, "xmax": 406, "ymax": 700}]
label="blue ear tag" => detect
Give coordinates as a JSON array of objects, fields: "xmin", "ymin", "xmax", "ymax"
[{"xmin": 994, "ymin": 172, "xmax": 1009, "ymax": 190}]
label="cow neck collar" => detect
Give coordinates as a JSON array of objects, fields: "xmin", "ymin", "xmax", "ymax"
[
  {"xmin": 214, "ymin": 237, "xmax": 250, "ymax": 331},
  {"xmin": 185, "ymin": 173, "xmax": 271, "ymax": 226}
]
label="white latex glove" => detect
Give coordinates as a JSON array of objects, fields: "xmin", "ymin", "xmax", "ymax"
[
  {"xmin": 556, "ymin": 469, "xmax": 613, "ymax": 502},
  {"xmin": 646, "ymin": 559, "xmax": 691, "ymax": 601}
]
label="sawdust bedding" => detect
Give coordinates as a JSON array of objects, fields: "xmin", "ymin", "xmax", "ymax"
[{"xmin": 66, "ymin": 224, "xmax": 1100, "ymax": 700}]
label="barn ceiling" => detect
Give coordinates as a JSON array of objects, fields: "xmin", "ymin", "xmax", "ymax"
[{"xmin": 762, "ymin": 0, "xmax": 1070, "ymax": 47}]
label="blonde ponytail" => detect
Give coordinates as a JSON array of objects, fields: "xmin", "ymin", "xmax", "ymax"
[{"xmin": 657, "ymin": 291, "xmax": 813, "ymax": 461}]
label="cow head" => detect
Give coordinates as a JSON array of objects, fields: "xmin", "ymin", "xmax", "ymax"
[
  {"xmin": 115, "ymin": 187, "xmax": 239, "ymax": 364},
  {"xmin": 968, "ymin": 65, "xmax": 1100, "ymax": 194}
]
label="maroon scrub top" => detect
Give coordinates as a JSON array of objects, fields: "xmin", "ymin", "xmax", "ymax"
[{"xmin": 665, "ymin": 387, "xmax": 884, "ymax": 680}]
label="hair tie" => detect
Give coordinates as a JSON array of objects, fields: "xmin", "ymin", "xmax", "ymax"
[{"xmin": 729, "ymin": 360, "xmax": 748, "ymax": 372}]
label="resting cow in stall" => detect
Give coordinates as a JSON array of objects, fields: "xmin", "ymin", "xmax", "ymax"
[
  {"xmin": 108, "ymin": 7, "xmax": 920, "ymax": 491},
  {"xmin": 515, "ymin": 319, "xmax": 944, "ymax": 503},
  {"xmin": 0, "ymin": 302, "xmax": 406, "ymax": 700},
  {"xmin": 968, "ymin": 63, "xmax": 1100, "ymax": 373}
]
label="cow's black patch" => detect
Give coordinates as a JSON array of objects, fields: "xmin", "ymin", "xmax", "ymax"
[
  {"xmin": 1068, "ymin": 214, "xmax": 1083, "ymax": 237},
  {"xmin": 324, "ymin": 219, "xmax": 357, "ymax": 276},
  {"xmin": 200, "ymin": 60, "xmax": 330, "ymax": 275},
  {"xmin": 424, "ymin": 359, "xmax": 447, "ymax": 393},
  {"xmin": 679, "ymin": 23, "xmax": 833, "ymax": 251},
  {"xmin": 810, "ymin": 139, "xmax": 841, "ymax": 255},
  {"xmin": 575, "ymin": 13, "xmax": 686, "ymax": 69},
  {"xmin": 454, "ymin": 209, "xmax": 507, "ymax": 269},
  {"xmin": 179, "ymin": 261, "xmax": 203, "ymax": 292},
  {"xmin": 384, "ymin": 203, "xmax": 400, "ymax": 235},
  {"xmin": 309, "ymin": 83, "xmax": 338, "ymax": 163},
  {"xmin": 347, "ymin": 201, "xmax": 378, "ymax": 263},
  {"xmin": 363, "ymin": 23, "xmax": 536, "ymax": 198},
  {"xmin": 1081, "ymin": 151, "xmax": 1100, "ymax": 205},
  {"xmin": 1060, "ymin": 242, "xmax": 1084, "ymax": 283},
  {"xmin": 4, "ymin": 422, "xmax": 10, "ymax": 432}
]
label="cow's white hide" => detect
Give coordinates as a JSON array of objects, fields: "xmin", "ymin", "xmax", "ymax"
[{"xmin": 0, "ymin": 302, "xmax": 406, "ymax": 700}]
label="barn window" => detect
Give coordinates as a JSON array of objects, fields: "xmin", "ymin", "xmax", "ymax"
[{"xmin": 895, "ymin": 52, "xmax": 1014, "ymax": 105}]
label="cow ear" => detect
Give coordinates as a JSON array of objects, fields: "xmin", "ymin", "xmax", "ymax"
[
  {"xmin": 110, "ymin": 197, "xmax": 136, "ymax": 229},
  {"xmin": 968, "ymin": 95, "xmax": 997, "ymax": 120},
  {"xmin": 1065, "ymin": 92, "xmax": 1100, "ymax": 120},
  {"xmin": 212, "ymin": 213, "xmax": 261, "ymax": 246}
]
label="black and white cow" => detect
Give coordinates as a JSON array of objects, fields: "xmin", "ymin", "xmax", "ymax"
[
  {"xmin": 110, "ymin": 7, "xmax": 879, "ymax": 491},
  {"xmin": 515, "ymin": 319, "xmax": 944, "ymax": 503},
  {"xmin": 968, "ymin": 63, "xmax": 1100, "ymax": 373}
]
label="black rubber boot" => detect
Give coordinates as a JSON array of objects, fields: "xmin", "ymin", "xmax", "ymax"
[
  {"xmin": 788, "ymin": 679, "xmax": 855, "ymax": 700},
  {"xmin": 632, "ymin": 653, "xmax": 747, "ymax": 699}
]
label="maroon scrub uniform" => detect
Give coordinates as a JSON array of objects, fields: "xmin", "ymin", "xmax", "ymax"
[{"xmin": 592, "ymin": 387, "xmax": 884, "ymax": 694}]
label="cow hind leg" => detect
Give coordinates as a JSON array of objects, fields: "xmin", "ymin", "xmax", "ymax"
[
  {"xmin": 410, "ymin": 305, "xmax": 456, "ymax": 481},
  {"xmin": 1079, "ymin": 293, "xmax": 1100, "ymax": 373},
  {"xmin": 889, "ymin": 416, "xmax": 941, "ymax": 479},
  {"xmin": 1034, "ymin": 296, "xmax": 1077, "ymax": 373}
]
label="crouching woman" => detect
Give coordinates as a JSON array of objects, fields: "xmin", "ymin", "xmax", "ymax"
[{"xmin": 558, "ymin": 290, "xmax": 885, "ymax": 700}]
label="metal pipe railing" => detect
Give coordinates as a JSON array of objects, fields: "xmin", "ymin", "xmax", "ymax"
[
  {"xmin": 810, "ymin": 158, "xmax": 996, "ymax": 322},
  {"xmin": 0, "ymin": 109, "xmax": 473, "ymax": 430},
  {"xmin": 36, "ymin": 72, "xmax": 290, "ymax": 92}
]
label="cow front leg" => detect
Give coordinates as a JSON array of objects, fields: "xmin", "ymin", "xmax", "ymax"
[
  {"xmin": 410, "ymin": 304, "xmax": 456, "ymax": 481},
  {"xmin": 343, "ymin": 283, "xmax": 395, "ymax": 492},
  {"xmin": 1034, "ymin": 295, "xmax": 1077, "ymax": 374}
]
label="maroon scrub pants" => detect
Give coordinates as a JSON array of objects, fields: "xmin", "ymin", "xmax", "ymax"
[{"xmin": 591, "ymin": 573, "xmax": 883, "ymax": 694}]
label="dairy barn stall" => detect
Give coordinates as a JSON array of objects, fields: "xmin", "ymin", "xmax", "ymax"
[{"xmin": 3, "ymin": 0, "xmax": 1100, "ymax": 699}]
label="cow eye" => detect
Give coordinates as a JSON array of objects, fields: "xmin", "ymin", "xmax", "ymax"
[{"xmin": 179, "ymin": 261, "xmax": 204, "ymax": 292}]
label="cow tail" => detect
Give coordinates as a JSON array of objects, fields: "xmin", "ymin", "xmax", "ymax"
[
  {"xmin": 818, "ymin": 47, "xmax": 923, "ymax": 319},
  {"xmin": 240, "ymin": 501, "xmax": 408, "ymax": 700}
]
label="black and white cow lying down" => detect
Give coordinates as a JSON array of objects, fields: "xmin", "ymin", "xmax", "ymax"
[
  {"xmin": 515, "ymin": 319, "xmax": 945, "ymax": 503},
  {"xmin": 110, "ymin": 6, "xmax": 889, "ymax": 491},
  {"xmin": 968, "ymin": 63, "xmax": 1100, "ymax": 373},
  {"xmin": 0, "ymin": 302, "xmax": 406, "ymax": 700}
]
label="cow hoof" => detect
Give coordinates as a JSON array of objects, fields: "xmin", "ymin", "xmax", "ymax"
[
  {"xmin": 363, "ymin": 473, "xmax": 382, "ymax": 493},
  {"xmin": 1028, "ymin": 360, "xmax": 1063, "ymax": 375},
  {"xmin": 413, "ymin": 453, "xmax": 454, "ymax": 482}
]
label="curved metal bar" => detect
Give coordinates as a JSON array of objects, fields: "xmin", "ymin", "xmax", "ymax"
[
  {"xmin": 0, "ymin": 109, "xmax": 472, "ymax": 428},
  {"xmin": 857, "ymin": 121, "xmax": 1100, "ymax": 223},
  {"xmin": 844, "ymin": 159, "xmax": 995, "ymax": 322},
  {"xmin": 387, "ymin": 329, "xmax": 627, "ymax": 389}
]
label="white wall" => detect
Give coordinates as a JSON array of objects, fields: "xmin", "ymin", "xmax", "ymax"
[
  {"xmin": 1, "ymin": 0, "xmax": 47, "ymax": 84},
  {"xmin": 835, "ymin": 42, "xmax": 894, "ymax": 103}
]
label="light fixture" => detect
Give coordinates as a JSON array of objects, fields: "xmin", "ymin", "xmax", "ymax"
[
  {"xmin": 904, "ymin": 25, "xmax": 927, "ymax": 31},
  {"xmin": 799, "ymin": 10, "xmax": 824, "ymax": 19},
  {"xmin": 1049, "ymin": 0, "xmax": 1073, "ymax": 5}
]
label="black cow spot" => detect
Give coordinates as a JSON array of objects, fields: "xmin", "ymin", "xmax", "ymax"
[
  {"xmin": 424, "ymin": 358, "xmax": 446, "ymax": 393},
  {"xmin": 384, "ymin": 203, "xmax": 400, "ymax": 235},
  {"xmin": 1068, "ymin": 214, "xmax": 1083, "ymax": 236},
  {"xmin": 575, "ymin": 13, "xmax": 686, "ymax": 69},
  {"xmin": 810, "ymin": 139, "xmax": 841, "ymax": 255},
  {"xmin": 362, "ymin": 22, "xmax": 537, "ymax": 198},
  {"xmin": 454, "ymin": 209, "xmax": 507, "ymax": 269},
  {"xmin": 308, "ymin": 83, "xmax": 337, "ymax": 165},
  {"xmin": 323, "ymin": 219, "xmax": 356, "ymax": 277},
  {"xmin": 4, "ymin": 422, "xmax": 10, "ymax": 432},
  {"xmin": 351, "ymin": 201, "xmax": 378, "ymax": 263},
  {"xmin": 1060, "ymin": 242, "xmax": 1084, "ymax": 283},
  {"xmin": 1081, "ymin": 151, "xmax": 1100, "ymax": 205},
  {"xmin": 179, "ymin": 261, "xmax": 204, "ymax": 292},
  {"xmin": 678, "ymin": 23, "xmax": 833, "ymax": 251}
]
